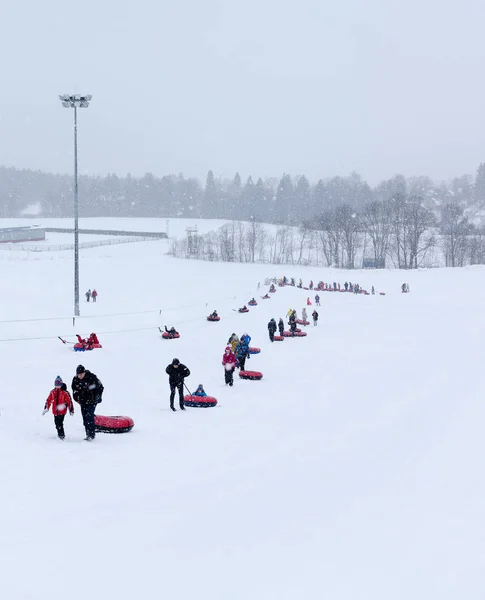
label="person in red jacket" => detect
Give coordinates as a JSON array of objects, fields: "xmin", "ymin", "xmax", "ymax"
[
  {"xmin": 91, "ymin": 289, "xmax": 98, "ymax": 302},
  {"xmin": 222, "ymin": 346, "xmax": 237, "ymax": 386},
  {"xmin": 43, "ymin": 376, "xmax": 74, "ymax": 440}
]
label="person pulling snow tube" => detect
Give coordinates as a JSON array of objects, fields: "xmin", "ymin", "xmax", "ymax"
[
  {"xmin": 162, "ymin": 332, "xmax": 180, "ymax": 339},
  {"xmin": 239, "ymin": 370, "xmax": 263, "ymax": 381},
  {"xmin": 94, "ymin": 415, "xmax": 134, "ymax": 433},
  {"xmin": 207, "ymin": 315, "xmax": 221, "ymax": 321},
  {"xmin": 282, "ymin": 331, "xmax": 307, "ymax": 337},
  {"xmin": 183, "ymin": 395, "xmax": 218, "ymax": 408},
  {"xmin": 249, "ymin": 347, "xmax": 261, "ymax": 354},
  {"xmin": 273, "ymin": 335, "xmax": 284, "ymax": 341},
  {"xmin": 248, "ymin": 301, "xmax": 257, "ymax": 306}
]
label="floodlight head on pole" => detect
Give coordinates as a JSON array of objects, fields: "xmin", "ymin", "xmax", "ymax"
[{"xmin": 58, "ymin": 94, "xmax": 92, "ymax": 108}]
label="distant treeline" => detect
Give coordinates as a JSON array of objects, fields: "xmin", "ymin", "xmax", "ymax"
[{"xmin": 2, "ymin": 164, "xmax": 485, "ymax": 268}]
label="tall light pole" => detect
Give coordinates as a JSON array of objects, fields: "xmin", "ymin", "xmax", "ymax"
[{"xmin": 59, "ymin": 94, "xmax": 92, "ymax": 317}]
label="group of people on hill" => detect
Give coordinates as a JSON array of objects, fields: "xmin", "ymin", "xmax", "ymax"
[
  {"xmin": 227, "ymin": 332, "xmax": 252, "ymax": 373},
  {"xmin": 85, "ymin": 289, "xmax": 98, "ymax": 302},
  {"xmin": 266, "ymin": 308, "xmax": 318, "ymax": 339},
  {"xmin": 274, "ymin": 276, "xmax": 377, "ymax": 295},
  {"xmin": 43, "ymin": 365, "xmax": 104, "ymax": 441},
  {"xmin": 164, "ymin": 332, "xmax": 253, "ymax": 410}
]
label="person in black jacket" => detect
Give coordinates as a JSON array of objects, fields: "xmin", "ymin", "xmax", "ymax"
[
  {"xmin": 312, "ymin": 310, "xmax": 319, "ymax": 326},
  {"xmin": 267, "ymin": 318, "xmax": 277, "ymax": 342},
  {"xmin": 71, "ymin": 364, "xmax": 104, "ymax": 441},
  {"xmin": 165, "ymin": 358, "xmax": 190, "ymax": 411},
  {"xmin": 278, "ymin": 318, "xmax": 284, "ymax": 336},
  {"xmin": 164, "ymin": 325, "xmax": 179, "ymax": 338}
]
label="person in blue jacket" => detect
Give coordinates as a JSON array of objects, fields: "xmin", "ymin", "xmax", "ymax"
[
  {"xmin": 235, "ymin": 339, "xmax": 251, "ymax": 371},
  {"xmin": 240, "ymin": 333, "xmax": 251, "ymax": 346},
  {"xmin": 193, "ymin": 384, "xmax": 207, "ymax": 397}
]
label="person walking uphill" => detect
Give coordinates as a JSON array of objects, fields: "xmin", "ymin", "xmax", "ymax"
[
  {"xmin": 235, "ymin": 338, "xmax": 251, "ymax": 371},
  {"xmin": 166, "ymin": 358, "xmax": 190, "ymax": 411},
  {"xmin": 71, "ymin": 365, "xmax": 103, "ymax": 441},
  {"xmin": 43, "ymin": 376, "xmax": 74, "ymax": 440},
  {"xmin": 222, "ymin": 346, "xmax": 237, "ymax": 386},
  {"xmin": 278, "ymin": 318, "xmax": 284, "ymax": 336},
  {"xmin": 312, "ymin": 310, "xmax": 319, "ymax": 326},
  {"xmin": 267, "ymin": 318, "xmax": 277, "ymax": 342}
]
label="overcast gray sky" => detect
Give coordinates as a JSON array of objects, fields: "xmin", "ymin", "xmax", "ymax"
[{"xmin": 0, "ymin": 0, "xmax": 484, "ymax": 184}]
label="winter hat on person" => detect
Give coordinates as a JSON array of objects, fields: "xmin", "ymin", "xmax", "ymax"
[
  {"xmin": 76, "ymin": 364, "xmax": 86, "ymax": 374},
  {"xmin": 54, "ymin": 376, "xmax": 63, "ymax": 387},
  {"xmin": 172, "ymin": 358, "xmax": 180, "ymax": 365}
]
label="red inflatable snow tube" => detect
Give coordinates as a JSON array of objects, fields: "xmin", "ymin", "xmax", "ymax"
[
  {"xmin": 283, "ymin": 331, "xmax": 307, "ymax": 337},
  {"xmin": 248, "ymin": 301, "xmax": 257, "ymax": 306},
  {"xmin": 239, "ymin": 370, "xmax": 263, "ymax": 381},
  {"xmin": 273, "ymin": 335, "xmax": 284, "ymax": 341},
  {"xmin": 74, "ymin": 343, "xmax": 102, "ymax": 352},
  {"xmin": 249, "ymin": 347, "xmax": 261, "ymax": 354},
  {"xmin": 295, "ymin": 319, "xmax": 310, "ymax": 326},
  {"xmin": 207, "ymin": 316, "xmax": 220, "ymax": 321},
  {"xmin": 239, "ymin": 308, "xmax": 249, "ymax": 313},
  {"xmin": 162, "ymin": 332, "xmax": 180, "ymax": 339},
  {"xmin": 94, "ymin": 415, "xmax": 134, "ymax": 434},
  {"xmin": 183, "ymin": 395, "xmax": 218, "ymax": 408},
  {"xmin": 269, "ymin": 289, "xmax": 276, "ymax": 293}
]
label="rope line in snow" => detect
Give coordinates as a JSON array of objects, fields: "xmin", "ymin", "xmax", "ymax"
[
  {"xmin": 0, "ymin": 325, "xmax": 161, "ymax": 343},
  {"xmin": 0, "ymin": 297, "xmax": 237, "ymax": 324}
]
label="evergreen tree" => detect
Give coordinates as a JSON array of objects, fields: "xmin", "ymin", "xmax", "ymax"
[
  {"xmin": 474, "ymin": 163, "xmax": 485, "ymax": 206},
  {"xmin": 294, "ymin": 175, "xmax": 311, "ymax": 222},
  {"xmin": 312, "ymin": 179, "xmax": 327, "ymax": 216},
  {"xmin": 253, "ymin": 177, "xmax": 266, "ymax": 221},
  {"xmin": 275, "ymin": 174, "xmax": 294, "ymax": 224},
  {"xmin": 231, "ymin": 172, "xmax": 242, "ymax": 197},
  {"xmin": 242, "ymin": 176, "xmax": 255, "ymax": 220},
  {"xmin": 203, "ymin": 170, "xmax": 218, "ymax": 218}
]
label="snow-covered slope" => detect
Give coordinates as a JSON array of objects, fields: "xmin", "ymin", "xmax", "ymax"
[{"xmin": 0, "ymin": 236, "xmax": 484, "ymax": 600}]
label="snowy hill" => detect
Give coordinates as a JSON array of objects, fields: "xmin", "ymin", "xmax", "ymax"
[{"xmin": 0, "ymin": 234, "xmax": 484, "ymax": 600}]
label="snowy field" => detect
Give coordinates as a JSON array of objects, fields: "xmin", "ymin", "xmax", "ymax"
[{"xmin": 0, "ymin": 231, "xmax": 484, "ymax": 600}]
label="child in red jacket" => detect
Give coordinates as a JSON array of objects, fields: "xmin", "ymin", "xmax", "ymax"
[
  {"xmin": 43, "ymin": 376, "xmax": 74, "ymax": 440},
  {"xmin": 222, "ymin": 346, "xmax": 237, "ymax": 386}
]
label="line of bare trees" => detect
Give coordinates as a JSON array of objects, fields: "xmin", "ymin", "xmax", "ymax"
[{"xmin": 168, "ymin": 195, "xmax": 485, "ymax": 269}]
